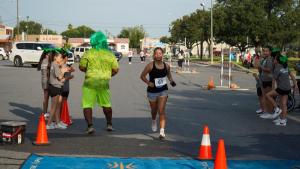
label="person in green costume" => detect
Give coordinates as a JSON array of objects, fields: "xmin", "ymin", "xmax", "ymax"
[{"xmin": 79, "ymin": 31, "xmax": 119, "ymax": 134}]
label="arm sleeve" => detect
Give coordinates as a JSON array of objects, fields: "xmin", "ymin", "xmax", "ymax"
[
  {"xmin": 111, "ymin": 57, "xmax": 119, "ymax": 69},
  {"xmin": 79, "ymin": 53, "xmax": 88, "ymax": 69}
]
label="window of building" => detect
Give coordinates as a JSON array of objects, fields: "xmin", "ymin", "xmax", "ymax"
[{"xmin": 121, "ymin": 45, "xmax": 126, "ymax": 50}]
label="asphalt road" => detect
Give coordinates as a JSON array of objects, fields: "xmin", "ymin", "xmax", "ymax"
[{"xmin": 0, "ymin": 57, "xmax": 300, "ymax": 169}]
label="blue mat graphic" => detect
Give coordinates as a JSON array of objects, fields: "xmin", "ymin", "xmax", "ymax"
[{"xmin": 21, "ymin": 154, "xmax": 300, "ymax": 169}]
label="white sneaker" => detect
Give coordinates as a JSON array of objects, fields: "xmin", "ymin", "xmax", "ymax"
[
  {"xmin": 46, "ymin": 123, "xmax": 56, "ymax": 130},
  {"xmin": 44, "ymin": 113, "xmax": 50, "ymax": 118},
  {"xmin": 151, "ymin": 120, "xmax": 157, "ymax": 132},
  {"xmin": 59, "ymin": 121, "xmax": 68, "ymax": 127},
  {"xmin": 256, "ymin": 108, "xmax": 263, "ymax": 114},
  {"xmin": 272, "ymin": 107, "xmax": 282, "ymax": 118},
  {"xmin": 260, "ymin": 113, "xmax": 273, "ymax": 119},
  {"xmin": 129, "ymin": 62, "xmax": 132, "ymax": 64},
  {"xmin": 275, "ymin": 118, "xmax": 287, "ymax": 126},
  {"xmin": 55, "ymin": 122, "xmax": 67, "ymax": 129},
  {"xmin": 159, "ymin": 128, "xmax": 166, "ymax": 140},
  {"xmin": 273, "ymin": 117, "xmax": 281, "ymax": 123}
]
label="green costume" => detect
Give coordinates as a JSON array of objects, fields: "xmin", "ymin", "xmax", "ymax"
[{"xmin": 80, "ymin": 32, "xmax": 119, "ymax": 108}]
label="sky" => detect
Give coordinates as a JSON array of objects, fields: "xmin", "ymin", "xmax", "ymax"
[{"xmin": 0, "ymin": 0, "xmax": 212, "ymax": 38}]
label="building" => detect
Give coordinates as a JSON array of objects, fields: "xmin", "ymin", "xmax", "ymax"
[
  {"xmin": 25, "ymin": 35, "xmax": 63, "ymax": 47},
  {"xmin": 140, "ymin": 38, "xmax": 166, "ymax": 52},
  {"xmin": 68, "ymin": 38, "xmax": 90, "ymax": 47},
  {"xmin": 0, "ymin": 24, "xmax": 13, "ymax": 50},
  {"xmin": 109, "ymin": 38, "xmax": 129, "ymax": 55}
]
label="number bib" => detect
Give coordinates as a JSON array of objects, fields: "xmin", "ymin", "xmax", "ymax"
[{"xmin": 155, "ymin": 77, "xmax": 167, "ymax": 88}]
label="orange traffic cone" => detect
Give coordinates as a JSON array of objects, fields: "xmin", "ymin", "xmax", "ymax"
[
  {"xmin": 214, "ymin": 139, "xmax": 227, "ymax": 169},
  {"xmin": 198, "ymin": 125, "xmax": 213, "ymax": 160},
  {"xmin": 207, "ymin": 77, "xmax": 215, "ymax": 90},
  {"xmin": 60, "ymin": 100, "xmax": 71, "ymax": 126},
  {"xmin": 33, "ymin": 113, "xmax": 50, "ymax": 145}
]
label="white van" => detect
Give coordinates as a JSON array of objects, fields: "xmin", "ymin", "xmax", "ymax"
[
  {"xmin": 74, "ymin": 46, "xmax": 91, "ymax": 61},
  {"xmin": 9, "ymin": 41, "xmax": 56, "ymax": 67}
]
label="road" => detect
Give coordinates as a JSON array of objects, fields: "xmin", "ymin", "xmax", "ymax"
[{"xmin": 0, "ymin": 57, "xmax": 300, "ymax": 169}]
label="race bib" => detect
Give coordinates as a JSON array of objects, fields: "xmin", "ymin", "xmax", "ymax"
[{"xmin": 155, "ymin": 77, "xmax": 167, "ymax": 88}]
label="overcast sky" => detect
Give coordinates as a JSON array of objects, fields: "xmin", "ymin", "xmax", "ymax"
[{"xmin": 0, "ymin": 0, "xmax": 211, "ymax": 38}]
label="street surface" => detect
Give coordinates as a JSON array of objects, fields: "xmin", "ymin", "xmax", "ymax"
[{"xmin": 0, "ymin": 57, "xmax": 300, "ymax": 169}]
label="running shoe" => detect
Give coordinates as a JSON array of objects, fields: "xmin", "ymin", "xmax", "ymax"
[
  {"xmin": 273, "ymin": 117, "xmax": 281, "ymax": 123},
  {"xmin": 151, "ymin": 120, "xmax": 157, "ymax": 132},
  {"xmin": 260, "ymin": 113, "xmax": 273, "ymax": 119},
  {"xmin": 44, "ymin": 112, "xmax": 50, "ymax": 118},
  {"xmin": 46, "ymin": 123, "xmax": 56, "ymax": 130},
  {"xmin": 106, "ymin": 124, "xmax": 114, "ymax": 132},
  {"xmin": 55, "ymin": 123, "xmax": 67, "ymax": 129},
  {"xmin": 85, "ymin": 126, "xmax": 95, "ymax": 134},
  {"xmin": 275, "ymin": 118, "xmax": 287, "ymax": 126},
  {"xmin": 272, "ymin": 107, "xmax": 282, "ymax": 118},
  {"xmin": 256, "ymin": 108, "xmax": 263, "ymax": 114},
  {"xmin": 159, "ymin": 128, "xmax": 166, "ymax": 140},
  {"xmin": 58, "ymin": 121, "xmax": 68, "ymax": 127}
]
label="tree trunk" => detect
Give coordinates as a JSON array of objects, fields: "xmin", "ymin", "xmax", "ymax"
[
  {"xmin": 200, "ymin": 40, "xmax": 203, "ymax": 61},
  {"xmin": 196, "ymin": 43, "xmax": 200, "ymax": 58}
]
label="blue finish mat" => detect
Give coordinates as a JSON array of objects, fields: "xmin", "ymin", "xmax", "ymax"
[{"xmin": 21, "ymin": 154, "xmax": 300, "ymax": 169}]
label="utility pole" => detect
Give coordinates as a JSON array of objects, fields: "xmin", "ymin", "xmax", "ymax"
[
  {"xmin": 16, "ymin": 0, "xmax": 20, "ymax": 39},
  {"xmin": 210, "ymin": 0, "xmax": 214, "ymax": 64},
  {"xmin": 17, "ymin": 0, "xmax": 19, "ymax": 40}
]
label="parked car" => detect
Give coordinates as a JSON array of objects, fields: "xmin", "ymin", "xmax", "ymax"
[
  {"xmin": 0, "ymin": 47, "xmax": 6, "ymax": 60},
  {"xmin": 66, "ymin": 50, "xmax": 75, "ymax": 65},
  {"xmin": 9, "ymin": 41, "xmax": 56, "ymax": 67},
  {"xmin": 109, "ymin": 48, "xmax": 122, "ymax": 61},
  {"xmin": 73, "ymin": 46, "xmax": 91, "ymax": 62}
]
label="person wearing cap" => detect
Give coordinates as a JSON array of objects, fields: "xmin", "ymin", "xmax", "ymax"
[
  {"xmin": 37, "ymin": 48, "xmax": 52, "ymax": 118},
  {"xmin": 266, "ymin": 55, "xmax": 297, "ymax": 126},
  {"xmin": 259, "ymin": 46, "xmax": 275, "ymax": 118},
  {"xmin": 79, "ymin": 31, "xmax": 119, "ymax": 134}
]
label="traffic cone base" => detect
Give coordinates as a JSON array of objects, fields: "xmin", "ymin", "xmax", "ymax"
[
  {"xmin": 32, "ymin": 141, "xmax": 50, "ymax": 146},
  {"xmin": 198, "ymin": 125, "xmax": 213, "ymax": 160},
  {"xmin": 214, "ymin": 139, "xmax": 227, "ymax": 169},
  {"xmin": 32, "ymin": 113, "xmax": 50, "ymax": 146}
]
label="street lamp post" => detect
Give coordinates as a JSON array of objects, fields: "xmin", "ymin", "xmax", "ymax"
[
  {"xmin": 26, "ymin": 16, "xmax": 29, "ymax": 40},
  {"xmin": 210, "ymin": 0, "xmax": 214, "ymax": 64},
  {"xmin": 16, "ymin": 0, "xmax": 19, "ymax": 40},
  {"xmin": 200, "ymin": 3, "xmax": 205, "ymax": 60}
]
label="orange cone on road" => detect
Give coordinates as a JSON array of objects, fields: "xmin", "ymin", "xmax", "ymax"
[
  {"xmin": 60, "ymin": 100, "xmax": 71, "ymax": 126},
  {"xmin": 33, "ymin": 113, "xmax": 50, "ymax": 145},
  {"xmin": 214, "ymin": 139, "xmax": 227, "ymax": 169},
  {"xmin": 207, "ymin": 77, "xmax": 215, "ymax": 90},
  {"xmin": 198, "ymin": 125, "xmax": 213, "ymax": 160}
]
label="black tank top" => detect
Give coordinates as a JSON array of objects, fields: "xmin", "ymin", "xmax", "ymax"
[{"xmin": 147, "ymin": 62, "xmax": 168, "ymax": 93}]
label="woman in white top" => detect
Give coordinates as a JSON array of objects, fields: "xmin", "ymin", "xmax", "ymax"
[{"xmin": 128, "ymin": 50, "xmax": 133, "ymax": 64}]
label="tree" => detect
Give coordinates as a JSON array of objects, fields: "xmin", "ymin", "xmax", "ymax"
[
  {"xmin": 61, "ymin": 25, "xmax": 95, "ymax": 38},
  {"xmin": 215, "ymin": 0, "xmax": 300, "ymax": 50},
  {"xmin": 118, "ymin": 26, "xmax": 146, "ymax": 49},
  {"xmin": 14, "ymin": 21, "xmax": 57, "ymax": 35},
  {"xmin": 67, "ymin": 24, "xmax": 73, "ymax": 30},
  {"xmin": 169, "ymin": 10, "xmax": 212, "ymax": 59}
]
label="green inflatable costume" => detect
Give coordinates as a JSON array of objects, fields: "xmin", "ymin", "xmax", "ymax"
[{"xmin": 80, "ymin": 32, "xmax": 119, "ymax": 108}]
